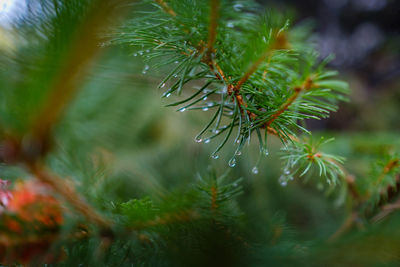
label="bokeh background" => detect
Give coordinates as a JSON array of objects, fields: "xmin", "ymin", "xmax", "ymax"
[
  {"xmin": 0, "ymin": 0, "xmax": 399, "ymax": 265},
  {"xmin": 263, "ymin": 0, "xmax": 400, "ymax": 132}
]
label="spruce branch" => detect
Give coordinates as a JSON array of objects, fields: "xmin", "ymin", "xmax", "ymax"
[{"xmin": 112, "ymin": 0, "xmax": 349, "ymax": 169}]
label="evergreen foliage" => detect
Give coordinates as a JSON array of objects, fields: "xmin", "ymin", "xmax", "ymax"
[{"xmin": 0, "ymin": 0, "xmax": 399, "ymax": 266}]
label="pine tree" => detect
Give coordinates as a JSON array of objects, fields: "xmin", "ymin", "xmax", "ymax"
[{"xmin": 0, "ymin": 0, "xmax": 399, "ymax": 266}]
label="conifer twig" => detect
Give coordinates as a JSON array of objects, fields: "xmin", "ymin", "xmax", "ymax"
[
  {"xmin": 235, "ymin": 50, "xmax": 271, "ymax": 90},
  {"xmin": 264, "ymin": 77, "xmax": 314, "ymax": 128},
  {"xmin": 153, "ymin": 0, "xmax": 306, "ymax": 142},
  {"xmin": 328, "ymin": 211, "xmax": 358, "ymax": 242},
  {"xmin": 26, "ymin": 161, "xmax": 112, "ymax": 228},
  {"xmin": 374, "ymin": 159, "xmax": 399, "ymax": 186}
]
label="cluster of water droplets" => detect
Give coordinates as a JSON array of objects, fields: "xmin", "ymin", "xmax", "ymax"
[
  {"xmin": 142, "ymin": 64, "xmax": 149, "ymax": 74},
  {"xmin": 278, "ymin": 167, "xmax": 294, "ymax": 187},
  {"xmin": 233, "ymin": 4, "xmax": 243, "ymax": 11}
]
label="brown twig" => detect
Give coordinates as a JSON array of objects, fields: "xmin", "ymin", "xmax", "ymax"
[
  {"xmin": 372, "ymin": 194, "xmax": 400, "ymax": 223},
  {"xmin": 206, "ymin": 0, "xmax": 220, "ymax": 56},
  {"xmin": 264, "ymin": 77, "xmax": 314, "ymax": 128},
  {"xmin": 211, "ymin": 186, "xmax": 218, "ymax": 210},
  {"xmin": 328, "ymin": 211, "xmax": 358, "ymax": 242},
  {"xmin": 236, "ymin": 50, "xmax": 271, "ymax": 90},
  {"xmin": 26, "ymin": 161, "xmax": 112, "ymax": 228},
  {"xmin": 374, "ymin": 159, "xmax": 400, "ymax": 186},
  {"xmin": 155, "ymin": 0, "xmax": 176, "ymax": 17}
]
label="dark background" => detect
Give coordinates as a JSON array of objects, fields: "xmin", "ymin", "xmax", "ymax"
[{"xmin": 260, "ymin": 0, "xmax": 400, "ymax": 132}]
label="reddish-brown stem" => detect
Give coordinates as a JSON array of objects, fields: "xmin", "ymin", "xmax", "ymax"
[
  {"xmin": 236, "ymin": 50, "xmax": 271, "ymax": 89},
  {"xmin": 374, "ymin": 159, "xmax": 400, "ymax": 186},
  {"xmin": 211, "ymin": 186, "xmax": 218, "ymax": 210},
  {"xmin": 155, "ymin": 0, "xmax": 176, "ymax": 17},
  {"xmin": 328, "ymin": 212, "xmax": 358, "ymax": 242},
  {"xmin": 264, "ymin": 77, "xmax": 314, "ymax": 128},
  {"xmin": 207, "ymin": 0, "xmax": 220, "ymax": 56},
  {"xmin": 26, "ymin": 161, "xmax": 112, "ymax": 228},
  {"xmin": 265, "ymin": 87, "xmax": 302, "ymax": 128}
]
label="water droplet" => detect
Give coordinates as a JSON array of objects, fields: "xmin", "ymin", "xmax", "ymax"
[
  {"xmin": 227, "ymin": 22, "xmax": 234, "ymax": 28},
  {"xmin": 194, "ymin": 136, "xmax": 202, "ymax": 143},
  {"xmin": 145, "ymin": 49, "xmax": 150, "ymax": 53},
  {"xmin": 179, "ymin": 108, "xmax": 186, "ymax": 112},
  {"xmin": 139, "ymin": 51, "xmax": 143, "ymax": 55},
  {"xmin": 278, "ymin": 175, "xmax": 289, "ymax": 187},
  {"xmin": 213, "ymin": 129, "xmax": 220, "ymax": 134},
  {"xmin": 203, "ymin": 96, "xmax": 208, "ymax": 101},
  {"xmin": 228, "ymin": 111, "xmax": 234, "ymax": 115},
  {"xmin": 175, "ymin": 61, "xmax": 179, "ymax": 64},
  {"xmin": 233, "ymin": 183, "xmax": 238, "ymax": 187},
  {"xmin": 236, "ymin": 139, "xmax": 240, "ymax": 144},
  {"xmin": 166, "ymin": 93, "xmax": 171, "ymax": 98},
  {"xmin": 202, "ymin": 107, "xmax": 209, "ymax": 111},
  {"xmin": 252, "ymin": 166, "xmax": 259, "ymax": 174},
  {"xmin": 262, "ymin": 36, "xmax": 267, "ymax": 43},
  {"xmin": 235, "ymin": 150, "xmax": 242, "ymax": 156},
  {"xmin": 263, "ymin": 148, "xmax": 269, "ymax": 156},
  {"xmin": 173, "ymin": 74, "xmax": 178, "ymax": 78},
  {"xmin": 161, "ymin": 83, "xmax": 166, "ymax": 88},
  {"xmin": 204, "ymin": 138, "xmax": 210, "ymax": 144},
  {"xmin": 133, "ymin": 53, "xmax": 138, "ymax": 57},
  {"xmin": 228, "ymin": 157, "xmax": 236, "ymax": 168},
  {"xmin": 233, "ymin": 4, "xmax": 243, "ymax": 11},
  {"xmin": 211, "ymin": 153, "xmax": 219, "ymax": 159},
  {"xmin": 284, "ymin": 168, "xmax": 290, "ymax": 175},
  {"xmin": 207, "ymin": 102, "xmax": 214, "ymax": 107},
  {"xmin": 142, "ymin": 64, "xmax": 149, "ymax": 74}
]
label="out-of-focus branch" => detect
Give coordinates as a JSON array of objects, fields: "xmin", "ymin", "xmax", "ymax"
[
  {"xmin": 26, "ymin": 161, "xmax": 112, "ymax": 228},
  {"xmin": 29, "ymin": 0, "xmax": 127, "ymax": 146}
]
